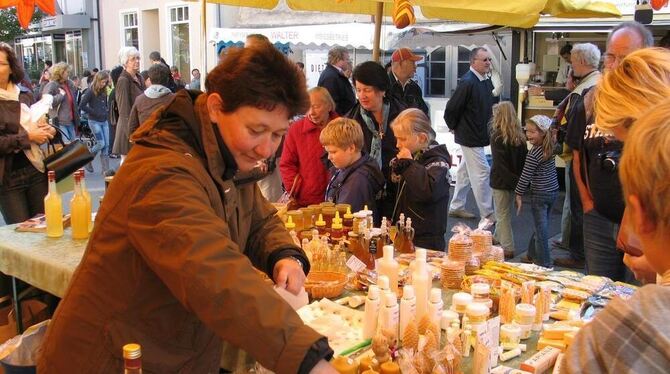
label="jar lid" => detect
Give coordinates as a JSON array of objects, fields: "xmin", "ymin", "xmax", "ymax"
[
  {"xmin": 452, "ymin": 292, "xmax": 473, "ymax": 306},
  {"xmin": 471, "ymin": 283, "xmax": 490, "ymax": 295},
  {"xmin": 515, "ymin": 303, "xmax": 537, "ymax": 316}
]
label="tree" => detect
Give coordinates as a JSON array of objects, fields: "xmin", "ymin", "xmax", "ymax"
[{"xmin": 0, "ymin": 8, "xmax": 44, "ymax": 44}]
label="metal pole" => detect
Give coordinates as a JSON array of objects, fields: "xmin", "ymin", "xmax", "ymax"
[
  {"xmin": 372, "ymin": 2, "xmax": 383, "ymax": 62},
  {"xmin": 201, "ymin": 0, "xmax": 207, "ymax": 84}
]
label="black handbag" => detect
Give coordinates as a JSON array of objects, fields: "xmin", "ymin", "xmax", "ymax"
[{"xmin": 43, "ymin": 128, "xmax": 95, "ymax": 182}]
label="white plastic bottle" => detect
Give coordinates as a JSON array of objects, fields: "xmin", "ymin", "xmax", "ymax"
[
  {"xmin": 399, "ymin": 284, "xmax": 416, "ymax": 342},
  {"xmin": 412, "ymin": 255, "xmax": 430, "ymax": 320},
  {"xmin": 427, "ymin": 288, "xmax": 444, "ymax": 330},
  {"xmin": 379, "ymin": 291, "xmax": 399, "ymax": 337},
  {"xmin": 362, "ymin": 285, "xmax": 381, "ymax": 339},
  {"xmin": 378, "ymin": 245, "xmax": 399, "ymax": 295},
  {"xmin": 377, "ymin": 275, "xmax": 390, "ymax": 294}
]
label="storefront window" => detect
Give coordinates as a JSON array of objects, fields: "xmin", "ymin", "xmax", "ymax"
[
  {"xmin": 169, "ymin": 6, "xmax": 190, "ymax": 84},
  {"xmin": 123, "ymin": 12, "xmax": 139, "ymax": 49},
  {"xmin": 66, "ymin": 31, "xmax": 84, "ymax": 77}
]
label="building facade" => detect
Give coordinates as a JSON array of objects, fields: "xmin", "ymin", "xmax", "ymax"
[
  {"xmin": 99, "ymin": 0, "xmax": 221, "ymax": 85},
  {"xmin": 14, "ymin": 0, "xmax": 102, "ymax": 80}
]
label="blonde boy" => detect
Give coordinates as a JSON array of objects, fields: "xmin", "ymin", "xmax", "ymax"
[
  {"xmin": 562, "ymin": 100, "xmax": 670, "ymax": 373},
  {"xmin": 320, "ymin": 118, "xmax": 385, "ymax": 214}
]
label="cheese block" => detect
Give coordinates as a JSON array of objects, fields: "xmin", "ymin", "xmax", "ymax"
[
  {"xmin": 542, "ymin": 324, "xmax": 579, "ymax": 340},
  {"xmin": 537, "ymin": 337, "xmax": 567, "ymax": 352}
]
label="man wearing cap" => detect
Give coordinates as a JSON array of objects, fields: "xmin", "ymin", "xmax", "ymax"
[
  {"xmin": 444, "ymin": 47, "xmax": 497, "ymax": 221},
  {"xmin": 318, "ymin": 46, "xmax": 356, "ymax": 116},
  {"xmin": 388, "ymin": 48, "xmax": 429, "ymax": 116}
]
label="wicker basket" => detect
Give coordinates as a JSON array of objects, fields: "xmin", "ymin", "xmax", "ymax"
[{"xmin": 304, "ymin": 271, "xmax": 348, "ymax": 299}]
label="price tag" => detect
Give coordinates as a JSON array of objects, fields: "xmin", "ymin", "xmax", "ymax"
[{"xmin": 346, "ymin": 255, "xmax": 367, "ymax": 273}]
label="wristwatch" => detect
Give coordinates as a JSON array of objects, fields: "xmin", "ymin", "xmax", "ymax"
[{"xmin": 287, "ymin": 256, "xmax": 304, "ymax": 268}]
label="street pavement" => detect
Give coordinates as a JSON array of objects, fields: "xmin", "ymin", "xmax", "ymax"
[{"xmin": 1, "ymin": 158, "xmax": 565, "ymax": 264}]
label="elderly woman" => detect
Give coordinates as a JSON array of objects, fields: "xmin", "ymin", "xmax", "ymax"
[
  {"xmin": 113, "ymin": 46, "xmax": 145, "ymax": 161},
  {"xmin": 37, "ymin": 46, "xmax": 336, "ymax": 373},
  {"xmin": 42, "ymin": 62, "xmax": 79, "ymax": 142},
  {"xmin": 280, "ymin": 87, "xmax": 338, "ymax": 207},
  {"xmin": 0, "ymin": 42, "xmax": 54, "ymax": 224},
  {"xmin": 592, "ymin": 47, "xmax": 670, "ymax": 284},
  {"xmin": 347, "ymin": 61, "xmax": 406, "ymax": 219}
]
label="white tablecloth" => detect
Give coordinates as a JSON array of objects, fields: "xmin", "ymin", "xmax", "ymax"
[{"xmin": 0, "ymin": 225, "xmax": 86, "ymax": 298}]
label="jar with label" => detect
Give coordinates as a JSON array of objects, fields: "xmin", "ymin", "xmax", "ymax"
[
  {"xmin": 352, "ymin": 212, "xmax": 367, "ymax": 234},
  {"xmin": 471, "ymin": 282, "xmax": 493, "ymax": 309},
  {"xmin": 286, "ymin": 210, "xmax": 304, "ymax": 232},
  {"xmin": 500, "ymin": 324, "xmax": 521, "ymax": 348},
  {"xmin": 451, "ymin": 292, "xmax": 473, "ymax": 315},
  {"xmin": 465, "ymin": 303, "xmax": 489, "ymax": 325},
  {"xmin": 300, "ymin": 207, "xmax": 315, "ymax": 229}
]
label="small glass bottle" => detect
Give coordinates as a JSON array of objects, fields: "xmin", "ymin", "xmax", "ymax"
[
  {"xmin": 123, "ymin": 343, "xmax": 142, "ymax": 374},
  {"xmin": 44, "ymin": 171, "xmax": 63, "ymax": 238},
  {"xmin": 70, "ymin": 172, "xmax": 89, "ymax": 240},
  {"xmin": 79, "ymin": 169, "xmax": 92, "ymax": 232},
  {"xmin": 315, "ymin": 213, "xmax": 327, "ymax": 236},
  {"xmin": 342, "ymin": 207, "xmax": 354, "ymax": 234},
  {"xmin": 331, "ymin": 219, "xmax": 344, "ymax": 241},
  {"xmin": 393, "ymin": 214, "xmax": 406, "ymax": 253}
]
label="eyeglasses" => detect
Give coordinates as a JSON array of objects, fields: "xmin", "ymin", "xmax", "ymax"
[
  {"xmin": 475, "ymin": 58, "xmax": 492, "ymax": 62},
  {"xmin": 604, "ymin": 53, "xmax": 626, "ymax": 65}
]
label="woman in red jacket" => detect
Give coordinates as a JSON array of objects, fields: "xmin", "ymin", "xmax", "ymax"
[{"xmin": 280, "ymin": 87, "xmax": 338, "ymax": 207}]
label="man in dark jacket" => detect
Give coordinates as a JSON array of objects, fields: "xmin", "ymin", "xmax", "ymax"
[
  {"xmin": 148, "ymin": 50, "xmax": 179, "ymax": 93},
  {"xmin": 318, "ymin": 46, "xmax": 356, "ymax": 115},
  {"xmin": 38, "ymin": 46, "xmax": 335, "ymax": 373},
  {"xmin": 127, "ymin": 63, "xmax": 175, "ymax": 136},
  {"xmin": 444, "ymin": 47, "xmax": 497, "ymax": 221},
  {"xmin": 388, "ymin": 48, "xmax": 429, "ymax": 116}
]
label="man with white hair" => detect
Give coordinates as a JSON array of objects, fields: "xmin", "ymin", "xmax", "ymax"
[
  {"xmin": 551, "ymin": 42, "xmax": 600, "ymax": 269},
  {"xmin": 561, "ymin": 22, "xmax": 653, "ymax": 280}
]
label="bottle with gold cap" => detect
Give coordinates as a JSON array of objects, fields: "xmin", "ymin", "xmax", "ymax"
[
  {"xmin": 315, "ymin": 213, "xmax": 327, "ymax": 236},
  {"xmin": 123, "ymin": 343, "xmax": 142, "ymax": 374},
  {"xmin": 342, "ymin": 206, "xmax": 354, "ymax": 234},
  {"xmin": 284, "ymin": 216, "xmax": 301, "ymax": 247}
]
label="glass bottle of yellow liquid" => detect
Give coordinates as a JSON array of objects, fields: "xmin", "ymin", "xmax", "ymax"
[
  {"xmin": 79, "ymin": 169, "xmax": 92, "ymax": 232},
  {"xmin": 44, "ymin": 170, "xmax": 63, "ymax": 238},
  {"xmin": 70, "ymin": 172, "xmax": 89, "ymax": 240}
]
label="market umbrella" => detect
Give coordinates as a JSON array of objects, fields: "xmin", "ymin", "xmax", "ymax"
[
  {"xmin": 0, "ymin": 0, "xmax": 56, "ymax": 29},
  {"xmin": 196, "ymin": 0, "xmax": 621, "ymax": 70}
]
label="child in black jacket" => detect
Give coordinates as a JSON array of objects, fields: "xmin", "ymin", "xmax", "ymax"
[{"xmin": 390, "ymin": 108, "xmax": 451, "ymax": 251}]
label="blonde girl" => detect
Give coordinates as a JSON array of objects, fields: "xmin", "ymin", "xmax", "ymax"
[
  {"xmin": 515, "ymin": 115, "xmax": 559, "ymax": 267},
  {"xmin": 489, "ymin": 101, "xmax": 527, "ymax": 258},
  {"xmin": 390, "ymin": 108, "xmax": 451, "ymax": 250}
]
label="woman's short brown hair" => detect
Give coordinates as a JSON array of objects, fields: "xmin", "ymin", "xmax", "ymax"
[
  {"xmin": 0, "ymin": 42, "xmax": 25, "ymax": 84},
  {"xmin": 206, "ymin": 46, "xmax": 309, "ymax": 119}
]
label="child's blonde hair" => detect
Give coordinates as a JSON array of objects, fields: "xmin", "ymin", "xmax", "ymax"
[
  {"xmin": 620, "ymin": 99, "xmax": 670, "ymax": 233},
  {"xmin": 390, "ymin": 108, "xmax": 435, "ymax": 144},
  {"xmin": 491, "ymin": 101, "xmax": 525, "ymax": 146},
  {"xmin": 319, "ymin": 118, "xmax": 364, "ymax": 151},
  {"xmin": 526, "ymin": 115, "xmax": 554, "ymax": 161}
]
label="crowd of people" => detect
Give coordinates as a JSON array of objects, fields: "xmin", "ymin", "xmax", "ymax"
[{"xmin": 2, "ymin": 17, "xmax": 670, "ymax": 373}]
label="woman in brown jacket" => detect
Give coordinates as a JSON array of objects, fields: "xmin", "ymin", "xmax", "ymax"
[
  {"xmin": 0, "ymin": 42, "xmax": 54, "ymax": 224},
  {"xmin": 112, "ymin": 46, "xmax": 145, "ymax": 161},
  {"xmin": 38, "ymin": 46, "xmax": 336, "ymax": 373}
]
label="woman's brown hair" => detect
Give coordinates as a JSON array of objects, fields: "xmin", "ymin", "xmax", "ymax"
[{"xmin": 0, "ymin": 42, "xmax": 25, "ymax": 84}]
